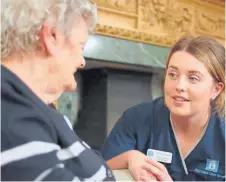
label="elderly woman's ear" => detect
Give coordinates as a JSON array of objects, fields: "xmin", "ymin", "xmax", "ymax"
[{"xmin": 39, "ymin": 20, "xmax": 65, "ymax": 56}]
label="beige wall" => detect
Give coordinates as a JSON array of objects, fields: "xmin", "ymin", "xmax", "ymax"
[{"xmin": 92, "ymin": 0, "xmax": 225, "ymax": 47}]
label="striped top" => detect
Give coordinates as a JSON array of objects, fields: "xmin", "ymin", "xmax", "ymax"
[{"xmin": 1, "ymin": 65, "xmax": 115, "ymax": 181}]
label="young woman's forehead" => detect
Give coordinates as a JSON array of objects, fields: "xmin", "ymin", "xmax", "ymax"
[{"xmin": 168, "ymin": 51, "xmax": 210, "ymax": 75}]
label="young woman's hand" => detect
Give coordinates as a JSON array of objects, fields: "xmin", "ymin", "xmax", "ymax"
[
  {"xmin": 144, "ymin": 157, "xmax": 173, "ymax": 181},
  {"xmin": 127, "ymin": 150, "xmax": 172, "ymax": 181}
]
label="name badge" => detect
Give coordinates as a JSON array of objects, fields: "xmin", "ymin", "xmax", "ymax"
[{"xmin": 147, "ymin": 149, "xmax": 172, "ymax": 164}]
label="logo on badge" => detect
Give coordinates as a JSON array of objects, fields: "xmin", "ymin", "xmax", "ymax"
[
  {"xmin": 205, "ymin": 159, "xmax": 219, "ymax": 173},
  {"xmin": 147, "ymin": 150, "xmax": 154, "ymax": 157}
]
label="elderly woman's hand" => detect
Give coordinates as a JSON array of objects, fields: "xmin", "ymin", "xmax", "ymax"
[{"xmin": 127, "ymin": 150, "xmax": 172, "ymax": 181}]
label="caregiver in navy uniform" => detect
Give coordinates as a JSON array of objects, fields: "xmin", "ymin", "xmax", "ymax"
[{"xmin": 101, "ymin": 36, "xmax": 225, "ymax": 181}]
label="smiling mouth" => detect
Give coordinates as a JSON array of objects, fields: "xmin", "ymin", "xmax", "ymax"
[{"xmin": 172, "ymin": 97, "xmax": 189, "ymax": 102}]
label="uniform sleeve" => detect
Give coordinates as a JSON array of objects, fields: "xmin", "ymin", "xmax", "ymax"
[{"xmin": 100, "ymin": 107, "xmax": 140, "ymax": 161}]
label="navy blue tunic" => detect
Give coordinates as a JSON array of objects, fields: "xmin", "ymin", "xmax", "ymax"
[{"xmin": 101, "ymin": 97, "xmax": 225, "ymax": 181}]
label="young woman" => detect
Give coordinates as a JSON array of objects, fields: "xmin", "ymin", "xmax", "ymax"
[{"xmin": 101, "ymin": 36, "xmax": 225, "ymax": 181}]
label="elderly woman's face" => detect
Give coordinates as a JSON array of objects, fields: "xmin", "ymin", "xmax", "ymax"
[
  {"xmin": 43, "ymin": 16, "xmax": 88, "ymax": 92},
  {"xmin": 164, "ymin": 51, "xmax": 221, "ymax": 117}
]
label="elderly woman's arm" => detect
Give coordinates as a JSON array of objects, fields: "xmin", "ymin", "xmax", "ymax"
[{"xmin": 1, "ymin": 115, "xmax": 112, "ymax": 181}]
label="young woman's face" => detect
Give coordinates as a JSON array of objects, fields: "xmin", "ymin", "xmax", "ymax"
[{"xmin": 164, "ymin": 51, "xmax": 220, "ymax": 117}]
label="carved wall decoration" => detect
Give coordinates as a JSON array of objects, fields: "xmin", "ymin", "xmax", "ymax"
[
  {"xmin": 199, "ymin": 0, "xmax": 225, "ymax": 7},
  {"xmin": 139, "ymin": 0, "xmax": 167, "ymax": 30},
  {"xmin": 166, "ymin": 1, "xmax": 194, "ymax": 35},
  {"xmin": 92, "ymin": 0, "xmax": 224, "ymax": 47},
  {"xmin": 196, "ymin": 12, "xmax": 224, "ymax": 39},
  {"xmin": 94, "ymin": 0, "xmax": 137, "ymax": 13},
  {"xmin": 106, "ymin": 0, "xmax": 131, "ymax": 9}
]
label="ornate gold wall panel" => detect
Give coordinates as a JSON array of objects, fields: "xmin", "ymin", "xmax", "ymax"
[{"xmin": 92, "ymin": 0, "xmax": 225, "ymax": 47}]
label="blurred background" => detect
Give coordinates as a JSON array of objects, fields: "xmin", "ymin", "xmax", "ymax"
[{"xmin": 56, "ymin": 0, "xmax": 225, "ymax": 150}]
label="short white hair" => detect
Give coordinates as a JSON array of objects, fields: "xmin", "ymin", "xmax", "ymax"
[{"xmin": 1, "ymin": 0, "xmax": 97, "ymax": 58}]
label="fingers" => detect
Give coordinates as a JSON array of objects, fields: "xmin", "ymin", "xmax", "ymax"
[
  {"xmin": 142, "ymin": 162, "xmax": 163, "ymax": 179},
  {"xmin": 140, "ymin": 169, "xmax": 157, "ymax": 182},
  {"xmin": 131, "ymin": 169, "xmax": 142, "ymax": 181},
  {"xmin": 142, "ymin": 159, "xmax": 169, "ymax": 181},
  {"xmin": 140, "ymin": 169, "xmax": 149, "ymax": 181},
  {"xmin": 128, "ymin": 153, "xmax": 170, "ymax": 182},
  {"xmin": 145, "ymin": 157, "xmax": 167, "ymax": 172}
]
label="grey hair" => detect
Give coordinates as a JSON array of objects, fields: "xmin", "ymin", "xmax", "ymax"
[{"xmin": 1, "ymin": 0, "xmax": 97, "ymax": 58}]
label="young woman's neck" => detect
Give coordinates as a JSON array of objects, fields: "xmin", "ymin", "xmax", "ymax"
[{"xmin": 170, "ymin": 109, "xmax": 210, "ymax": 136}]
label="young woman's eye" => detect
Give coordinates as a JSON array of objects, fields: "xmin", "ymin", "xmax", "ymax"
[
  {"xmin": 168, "ymin": 72, "xmax": 177, "ymax": 79},
  {"xmin": 189, "ymin": 76, "xmax": 199, "ymax": 83}
]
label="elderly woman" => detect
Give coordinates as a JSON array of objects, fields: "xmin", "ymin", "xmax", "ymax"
[
  {"xmin": 1, "ymin": 0, "xmax": 115, "ymax": 181},
  {"xmin": 101, "ymin": 36, "xmax": 225, "ymax": 181}
]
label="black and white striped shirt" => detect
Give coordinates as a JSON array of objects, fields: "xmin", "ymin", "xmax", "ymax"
[{"xmin": 1, "ymin": 65, "xmax": 115, "ymax": 181}]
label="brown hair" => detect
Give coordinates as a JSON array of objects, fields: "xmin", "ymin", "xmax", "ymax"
[{"xmin": 166, "ymin": 36, "xmax": 225, "ymax": 119}]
